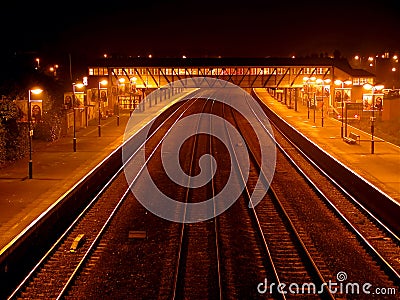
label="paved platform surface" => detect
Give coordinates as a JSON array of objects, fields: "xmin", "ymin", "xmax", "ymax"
[{"xmin": 254, "ymin": 88, "xmax": 400, "ymax": 205}]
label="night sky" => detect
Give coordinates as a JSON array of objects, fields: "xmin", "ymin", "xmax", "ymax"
[{"xmin": 2, "ymin": 0, "xmax": 400, "ymax": 62}]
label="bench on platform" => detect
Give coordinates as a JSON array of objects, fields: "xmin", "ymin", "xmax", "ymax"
[{"xmin": 344, "ymin": 132, "xmax": 360, "ymax": 144}]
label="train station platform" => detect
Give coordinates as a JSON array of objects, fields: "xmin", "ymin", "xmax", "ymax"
[
  {"xmin": 253, "ymin": 88, "xmax": 400, "ymax": 205},
  {"xmin": 0, "ymin": 89, "xmax": 194, "ymax": 253},
  {"xmin": 1, "ymin": 87, "xmax": 398, "ymax": 257},
  {"xmin": 0, "ymin": 114, "xmax": 130, "ymax": 252}
]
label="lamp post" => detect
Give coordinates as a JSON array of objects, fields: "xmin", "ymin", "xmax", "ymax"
[
  {"xmin": 354, "ymin": 55, "xmax": 362, "ymax": 68},
  {"xmin": 72, "ymin": 83, "xmax": 84, "ymax": 152},
  {"xmin": 316, "ymin": 78, "xmax": 331, "ymax": 127},
  {"xmin": 334, "ymin": 79, "xmax": 352, "ymax": 138},
  {"xmin": 130, "ymin": 77, "xmax": 137, "ymax": 112},
  {"xmin": 368, "ymin": 56, "xmax": 377, "ymax": 73},
  {"xmin": 363, "ymin": 83, "xmax": 384, "ymax": 154},
  {"xmin": 98, "ymin": 80, "xmax": 108, "ymax": 137},
  {"xmin": 28, "ymin": 88, "xmax": 43, "ymax": 179},
  {"xmin": 303, "ymin": 77, "xmax": 311, "ymax": 119},
  {"xmin": 83, "ymin": 76, "xmax": 88, "ymax": 127},
  {"xmin": 310, "ymin": 77, "xmax": 317, "ymax": 121},
  {"xmin": 117, "ymin": 78, "xmax": 126, "ymax": 126}
]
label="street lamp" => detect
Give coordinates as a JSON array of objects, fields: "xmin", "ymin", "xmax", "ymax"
[
  {"xmin": 363, "ymin": 83, "xmax": 384, "ymax": 154},
  {"xmin": 392, "ymin": 67, "xmax": 397, "ymax": 89},
  {"xmin": 117, "ymin": 78, "xmax": 126, "ymax": 126},
  {"xmin": 316, "ymin": 78, "xmax": 331, "ymax": 127},
  {"xmin": 303, "ymin": 76, "xmax": 315, "ymax": 119},
  {"xmin": 98, "ymin": 79, "xmax": 108, "ymax": 137},
  {"xmin": 35, "ymin": 58, "xmax": 40, "ymax": 69},
  {"xmin": 354, "ymin": 55, "xmax": 360, "ymax": 64},
  {"xmin": 82, "ymin": 76, "xmax": 89, "ymax": 127},
  {"xmin": 72, "ymin": 83, "xmax": 84, "ymax": 152},
  {"xmin": 302, "ymin": 77, "xmax": 310, "ymax": 119},
  {"xmin": 334, "ymin": 79, "xmax": 352, "ymax": 138},
  {"xmin": 130, "ymin": 77, "xmax": 137, "ymax": 112},
  {"xmin": 28, "ymin": 88, "xmax": 43, "ymax": 179}
]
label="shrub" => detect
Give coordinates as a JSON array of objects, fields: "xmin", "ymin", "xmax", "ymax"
[
  {"xmin": 0, "ymin": 120, "xmax": 28, "ymax": 164},
  {"xmin": 33, "ymin": 109, "xmax": 64, "ymax": 141}
]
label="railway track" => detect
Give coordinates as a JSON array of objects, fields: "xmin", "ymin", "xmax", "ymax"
[
  {"xmin": 171, "ymin": 98, "xmax": 222, "ymax": 299},
  {"xmin": 224, "ymin": 103, "xmax": 335, "ymax": 299},
  {"xmin": 6, "ymin": 88, "xmax": 399, "ymax": 299},
  {"xmin": 248, "ymin": 95, "xmax": 399, "ymax": 296},
  {"xmin": 7, "ymin": 97, "xmax": 198, "ymax": 299}
]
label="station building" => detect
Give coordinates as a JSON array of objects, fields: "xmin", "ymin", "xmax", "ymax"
[{"xmin": 76, "ymin": 57, "xmax": 385, "ymax": 125}]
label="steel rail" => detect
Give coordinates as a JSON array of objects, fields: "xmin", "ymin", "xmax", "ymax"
[
  {"xmin": 209, "ymin": 99, "xmax": 223, "ymax": 300},
  {"xmin": 8, "ymin": 97, "xmax": 197, "ymax": 299},
  {"xmin": 247, "ymin": 96, "xmax": 400, "ymax": 284},
  {"xmin": 56, "ymin": 98, "xmax": 200, "ymax": 299},
  {"xmin": 171, "ymin": 96, "xmax": 223, "ymax": 299},
  {"xmin": 221, "ymin": 103, "xmax": 288, "ymax": 300}
]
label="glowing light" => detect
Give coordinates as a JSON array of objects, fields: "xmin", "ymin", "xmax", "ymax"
[
  {"xmin": 31, "ymin": 88, "xmax": 43, "ymax": 95},
  {"xmin": 335, "ymin": 79, "xmax": 352, "ymax": 86},
  {"xmin": 363, "ymin": 83, "xmax": 384, "ymax": 91},
  {"xmin": 363, "ymin": 83, "xmax": 372, "ymax": 90}
]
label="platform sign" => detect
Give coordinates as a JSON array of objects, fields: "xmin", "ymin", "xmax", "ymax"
[
  {"xmin": 74, "ymin": 92, "xmax": 85, "ymax": 108},
  {"xmin": 346, "ymin": 103, "xmax": 363, "ymax": 110},
  {"xmin": 30, "ymin": 100, "xmax": 43, "ymax": 123},
  {"xmin": 334, "ymin": 88, "xmax": 351, "ymax": 108},
  {"xmin": 345, "ymin": 102, "xmax": 363, "ymax": 119},
  {"xmin": 64, "ymin": 92, "xmax": 73, "ymax": 109},
  {"xmin": 362, "ymin": 93, "xmax": 384, "ymax": 111},
  {"xmin": 15, "ymin": 100, "xmax": 28, "ymax": 122}
]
